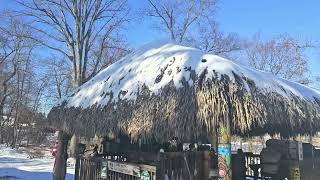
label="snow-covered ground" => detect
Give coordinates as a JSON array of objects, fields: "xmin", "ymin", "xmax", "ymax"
[{"xmin": 0, "ymin": 145, "xmax": 75, "ymax": 180}]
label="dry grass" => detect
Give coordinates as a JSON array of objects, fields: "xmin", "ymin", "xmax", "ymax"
[
  {"xmin": 24, "ymin": 146, "xmax": 48, "ymax": 159},
  {"xmin": 48, "ymin": 73, "xmax": 320, "ymax": 143}
]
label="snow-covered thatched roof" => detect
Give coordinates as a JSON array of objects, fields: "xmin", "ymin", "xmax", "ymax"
[{"xmin": 48, "ymin": 41, "xmax": 320, "ymax": 142}]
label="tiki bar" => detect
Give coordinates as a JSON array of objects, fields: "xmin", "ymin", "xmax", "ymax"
[{"xmin": 48, "ymin": 41, "xmax": 320, "ymax": 180}]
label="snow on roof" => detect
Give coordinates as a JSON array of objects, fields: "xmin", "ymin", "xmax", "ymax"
[{"xmin": 61, "ymin": 40, "xmax": 320, "ymax": 109}]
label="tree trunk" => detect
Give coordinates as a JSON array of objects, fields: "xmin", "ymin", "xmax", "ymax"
[
  {"xmin": 69, "ymin": 134, "xmax": 78, "ymax": 158},
  {"xmin": 11, "ymin": 124, "xmax": 18, "ymax": 148},
  {"xmin": 54, "ymin": 131, "xmax": 70, "ymax": 180},
  {"xmin": 0, "ymin": 125, "xmax": 3, "ymax": 144}
]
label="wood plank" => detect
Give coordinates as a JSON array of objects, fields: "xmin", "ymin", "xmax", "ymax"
[
  {"xmin": 107, "ymin": 161, "xmax": 141, "ymax": 177},
  {"xmin": 139, "ymin": 164, "xmax": 156, "ymax": 173}
]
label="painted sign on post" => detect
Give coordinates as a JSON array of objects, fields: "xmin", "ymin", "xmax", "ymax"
[
  {"xmin": 100, "ymin": 161, "xmax": 108, "ymax": 179},
  {"xmin": 218, "ymin": 144, "xmax": 231, "ymax": 179},
  {"xmin": 290, "ymin": 162, "xmax": 300, "ymax": 180},
  {"xmin": 140, "ymin": 170, "xmax": 150, "ymax": 180},
  {"xmin": 218, "ymin": 125, "xmax": 232, "ymax": 180}
]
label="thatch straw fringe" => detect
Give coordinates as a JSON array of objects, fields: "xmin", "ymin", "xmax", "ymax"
[{"xmin": 48, "ymin": 71, "xmax": 320, "ymax": 143}]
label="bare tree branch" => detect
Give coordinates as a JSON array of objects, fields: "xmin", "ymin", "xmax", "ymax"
[
  {"xmin": 145, "ymin": 0, "xmax": 218, "ymax": 43},
  {"xmin": 15, "ymin": 0, "xmax": 129, "ymax": 86},
  {"xmin": 244, "ymin": 33, "xmax": 313, "ymax": 84}
]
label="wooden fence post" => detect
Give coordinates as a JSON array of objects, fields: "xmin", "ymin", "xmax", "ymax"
[
  {"xmin": 156, "ymin": 153, "xmax": 165, "ymax": 180},
  {"xmin": 74, "ymin": 155, "xmax": 80, "ymax": 180},
  {"xmin": 195, "ymin": 152, "xmax": 203, "ymax": 179},
  {"xmin": 203, "ymin": 151, "xmax": 210, "ymax": 180}
]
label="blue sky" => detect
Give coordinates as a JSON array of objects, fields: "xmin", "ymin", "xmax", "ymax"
[
  {"xmin": 217, "ymin": 0, "xmax": 320, "ymax": 85},
  {"xmin": 126, "ymin": 0, "xmax": 320, "ymax": 43},
  {"xmin": 125, "ymin": 0, "xmax": 320, "ymax": 86},
  {"xmin": 1, "ymin": 0, "xmax": 319, "ymax": 86}
]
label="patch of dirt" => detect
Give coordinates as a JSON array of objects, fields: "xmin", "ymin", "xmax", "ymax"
[{"xmin": 23, "ymin": 146, "xmax": 51, "ymax": 159}]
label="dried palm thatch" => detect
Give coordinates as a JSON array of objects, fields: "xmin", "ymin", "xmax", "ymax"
[{"xmin": 47, "ymin": 42, "xmax": 320, "ymax": 143}]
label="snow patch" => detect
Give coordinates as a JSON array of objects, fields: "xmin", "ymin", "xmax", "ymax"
[{"xmin": 0, "ymin": 145, "xmax": 74, "ymax": 180}]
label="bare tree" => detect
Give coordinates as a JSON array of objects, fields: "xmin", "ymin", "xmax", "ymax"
[
  {"xmin": 245, "ymin": 34, "xmax": 313, "ymax": 84},
  {"xmin": 16, "ymin": 0, "xmax": 129, "ymax": 86},
  {"xmin": 0, "ymin": 16, "xmax": 32, "ymax": 144},
  {"xmin": 0, "ymin": 38, "xmax": 18, "ymax": 143},
  {"xmin": 87, "ymin": 33, "xmax": 130, "ymax": 79},
  {"xmin": 0, "ymin": 12, "xmax": 50, "ymax": 149},
  {"xmin": 43, "ymin": 58, "xmax": 73, "ymax": 100},
  {"xmin": 144, "ymin": 0, "xmax": 218, "ymax": 43},
  {"xmin": 144, "ymin": 0, "xmax": 242, "ymax": 58},
  {"xmin": 12, "ymin": 2, "xmax": 130, "ymax": 177},
  {"xmin": 11, "ymin": 47, "xmax": 33, "ymax": 148},
  {"xmin": 190, "ymin": 18, "xmax": 242, "ymax": 57}
]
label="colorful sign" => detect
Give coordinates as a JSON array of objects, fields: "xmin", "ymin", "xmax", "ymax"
[
  {"xmin": 218, "ymin": 124, "xmax": 231, "ymax": 180},
  {"xmin": 100, "ymin": 161, "xmax": 108, "ymax": 179},
  {"xmin": 290, "ymin": 163, "xmax": 300, "ymax": 180},
  {"xmin": 218, "ymin": 144, "xmax": 231, "ymax": 180},
  {"xmin": 140, "ymin": 170, "xmax": 150, "ymax": 180}
]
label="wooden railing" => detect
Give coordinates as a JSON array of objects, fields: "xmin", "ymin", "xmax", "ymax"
[
  {"xmin": 76, "ymin": 151, "xmax": 264, "ymax": 180},
  {"xmin": 78, "ymin": 157, "xmax": 102, "ymax": 180},
  {"xmin": 76, "ymin": 151, "xmax": 209, "ymax": 180},
  {"xmin": 76, "ymin": 156, "xmax": 156, "ymax": 180},
  {"xmin": 157, "ymin": 151, "xmax": 207, "ymax": 180},
  {"xmin": 244, "ymin": 152, "xmax": 261, "ymax": 178}
]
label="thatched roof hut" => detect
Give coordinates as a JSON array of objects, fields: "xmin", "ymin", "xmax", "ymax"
[{"xmin": 48, "ymin": 41, "xmax": 320, "ymax": 143}]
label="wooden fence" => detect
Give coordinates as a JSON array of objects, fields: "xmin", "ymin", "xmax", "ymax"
[
  {"xmin": 77, "ymin": 157, "xmax": 102, "ymax": 180},
  {"xmin": 75, "ymin": 151, "xmax": 208, "ymax": 180},
  {"xmin": 157, "ymin": 151, "xmax": 208, "ymax": 180},
  {"xmin": 75, "ymin": 151, "xmax": 263, "ymax": 180},
  {"xmin": 76, "ymin": 156, "xmax": 156, "ymax": 180}
]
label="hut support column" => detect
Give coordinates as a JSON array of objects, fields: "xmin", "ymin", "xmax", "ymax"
[
  {"xmin": 217, "ymin": 122, "xmax": 232, "ymax": 180},
  {"xmin": 69, "ymin": 134, "xmax": 78, "ymax": 158},
  {"xmin": 54, "ymin": 131, "xmax": 70, "ymax": 180},
  {"xmin": 309, "ymin": 135, "xmax": 315, "ymax": 169}
]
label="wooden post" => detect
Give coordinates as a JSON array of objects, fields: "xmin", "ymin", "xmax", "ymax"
[
  {"xmin": 203, "ymin": 151, "xmax": 210, "ymax": 179},
  {"xmin": 217, "ymin": 122, "xmax": 231, "ymax": 180},
  {"xmin": 156, "ymin": 153, "xmax": 165, "ymax": 180},
  {"xmin": 70, "ymin": 134, "xmax": 78, "ymax": 158},
  {"xmin": 309, "ymin": 135, "xmax": 315, "ymax": 169},
  {"xmin": 74, "ymin": 155, "xmax": 80, "ymax": 180},
  {"xmin": 248, "ymin": 138, "xmax": 253, "ymax": 153},
  {"xmin": 54, "ymin": 131, "xmax": 70, "ymax": 180}
]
